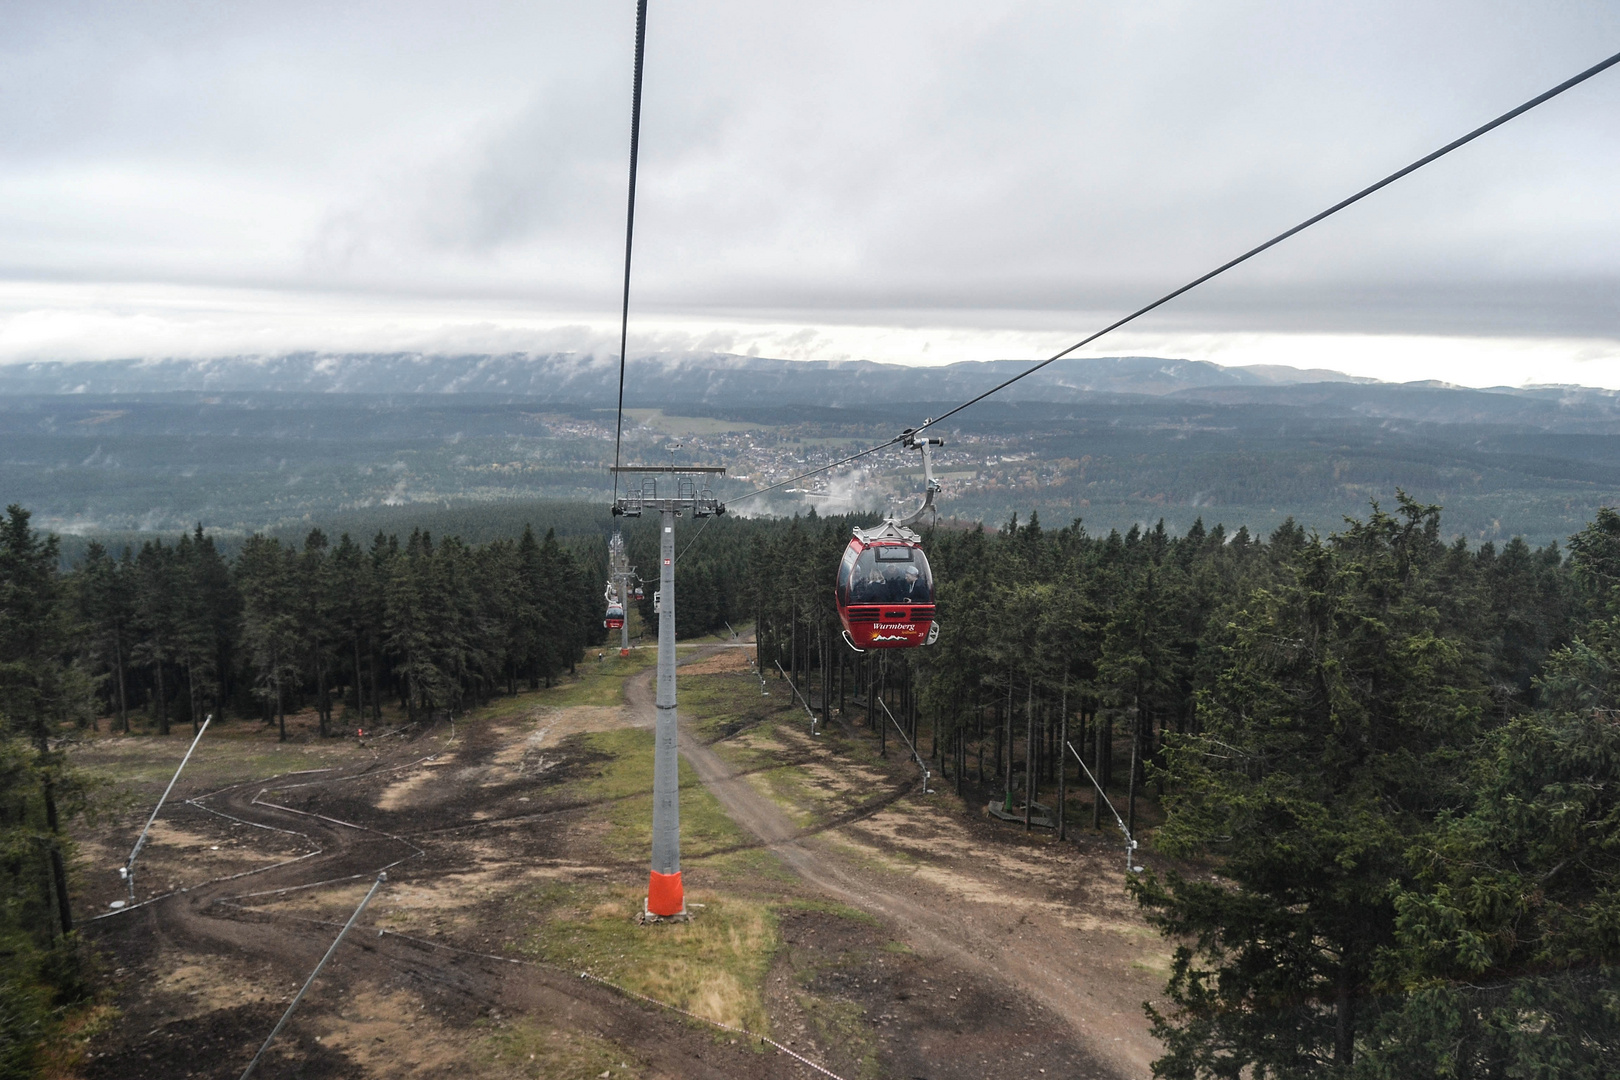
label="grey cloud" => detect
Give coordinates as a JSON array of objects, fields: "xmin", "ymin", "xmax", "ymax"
[{"xmin": 0, "ymin": 0, "xmax": 1617, "ymax": 340}]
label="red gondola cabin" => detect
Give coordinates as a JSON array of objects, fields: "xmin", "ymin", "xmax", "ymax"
[{"xmin": 836, "ymin": 523, "xmax": 938, "ymax": 649}]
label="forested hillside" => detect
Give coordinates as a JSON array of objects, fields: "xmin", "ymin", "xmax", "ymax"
[
  {"xmin": 749, "ymin": 499, "xmax": 1620, "ymax": 1076},
  {"xmin": 4, "ymin": 495, "xmax": 1619, "ymax": 1075},
  {"xmin": 7, "ymin": 352, "xmax": 1620, "ymax": 546}
]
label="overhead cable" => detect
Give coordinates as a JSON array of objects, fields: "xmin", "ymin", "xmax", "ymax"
[
  {"xmin": 611, "ymin": 0, "xmax": 651, "ymax": 505},
  {"xmin": 729, "ymin": 46, "xmax": 1620, "ymax": 505}
]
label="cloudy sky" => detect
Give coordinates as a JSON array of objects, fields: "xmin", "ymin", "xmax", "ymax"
[{"xmin": 2, "ymin": 1, "xmax": 1618, "ymax": 386}]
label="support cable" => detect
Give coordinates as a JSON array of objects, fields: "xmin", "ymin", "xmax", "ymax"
[
  {"xmin": 727, "ymin": 48, "xmax": 1620, "ymax": 506},
  {"xmin": 612, "ymin": 0, "xmax": 651, "ymax": 505},
  {"xmin": 673, "ymin": 512, "xmax": 711, "ymax": 562}
]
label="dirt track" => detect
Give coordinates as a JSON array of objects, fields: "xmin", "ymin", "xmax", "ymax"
[
  {"xmin": 82, "ymin": 711, "xmax": 814, "ymax": 1079},
  {"xmin": 626, "ymin": 655, "xmax": 1165, "ymax": 1079},
  {"xmin": 71, "ymin": 644, "xmax": 1165, "ymax": 1079}
]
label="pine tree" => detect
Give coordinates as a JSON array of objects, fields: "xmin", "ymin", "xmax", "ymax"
[
  {"xmin": 131, "ymin": 540, "xmax": 180, "ymax": 735},
  {"xmin": 0, "ymin": 505, "xmax": 94, "ymax": 994},
  {"xmin": 236, "ymin": 535, "xmax": 299, "ymax": 739},
  {"xmin": 1132, "ymin": 499, "xmax": 1488, "ymax": 1078},
  {"xmin": 72, "ymin": 541, "xmax": 135, "ymax": 732},
  {"xmin": 329, "ymin": 532, "xmax": 372, "ymax": 723}
]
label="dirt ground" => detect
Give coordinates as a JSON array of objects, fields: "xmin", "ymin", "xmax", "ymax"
[{"xmin": 69, "ymin": 640, "xmax": 1169, "ymax": 1080}]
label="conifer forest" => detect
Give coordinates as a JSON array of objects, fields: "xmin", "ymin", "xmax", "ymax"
[{"xmin": 4, "ymin": 495, "xmax": 1620, "ymax": 1077}]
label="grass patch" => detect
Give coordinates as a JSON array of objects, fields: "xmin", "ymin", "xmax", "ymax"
[
  {"xmin": 797, "ymin": 994, "xmax": 881, "ymax": 1080},
  {"xmin": 689, "ymin": 845, "xmax": 798, "ymax": 884},
  {"xmin": 534, "ymin": 650, "xmax": 655, "ymax": 708},
  {"xmin": 521, "ymin": 882, "xmax": 778, "ymax": 1036},
  {"xmin": 37, "ymin": 1001, "xmax": 120, "ymax": 1080},
  {"xmin": 753, "ymin": 765, "xmax": 826, "ymax": 828},
  {"xmin": 681, "ymin": 671, "xmax": 794, "ymax": 749},
  {"xmin": 481, "ymin": 1018, "xmax": 645, "ymax": 1079},
  {"xmin": 72, "ymin": 728, "xmax": 361, "ymax": 786},
  {"xmin": 819, "ymin": 834, "xmax": 923, "ymax": 875},
  {"xmin": 775, "ymin": 898, "xmax": 881, "ymax": 927},
  {"xmin": 560, "ymin": 729, "xmax": 752, "ymax": 860}
]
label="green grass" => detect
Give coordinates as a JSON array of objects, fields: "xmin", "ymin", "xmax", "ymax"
[
  {"xmin": 480, "ymin": 1017, "xmax": 647, "ymax": 1079},
  {"xmin": 751, "ymin": 766, "xmax": 822, "ymax": 829},
  {"xmin": 558, "ymin": 729, "xmax": 752, "ymax": 861},
  {"xmin": 682, "ymin": 670, "xmax": 798, "ymax": 751},
  {"xmin": 534, "ymin": 650, "xmax": 656, "ymax": 708},
  {"xmin": 520, "ymin": 881, "xmax": 778, "ymax": 1036},
  {"xmin": 776, "ymin": 898, "xmax": 881, "ymax": 926},
  {"xmin": 71, "ymin": 726, "xmax": 363, "ymax": 786},
  {"xmin": 689, "ymin": 845, "xmax": 798, "ymax": 884}
]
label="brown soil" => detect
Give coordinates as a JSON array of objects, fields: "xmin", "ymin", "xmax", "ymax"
[
  {"xmin": 642, "ymin": 666, "xmax": 1167, "ymax": 1079},
  {"xmin": 71, "ymin": 648, "xmax": 1166, "ymax": 1080}
]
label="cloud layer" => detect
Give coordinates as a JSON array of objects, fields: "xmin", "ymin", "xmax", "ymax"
[{"xmin": 1, "ymin": 1, "xmax": 1617, "ymax": 377}]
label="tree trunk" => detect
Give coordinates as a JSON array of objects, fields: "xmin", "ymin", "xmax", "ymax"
[
  {"xmin": 155, "ymin": 654, "xmax": 169, "ymax": 736},
  {"xmin": 1335, "ymin": 978, "xmax": 1355, "ymax": 1067},
  {"xmin": 946, "ymin": 725, "xmax": 959, "ymax": 793},
  {"xmin": 316, "ymin": 652, "xmax": 329, "ymax": 737},
  {"xmin": 1127, "ymin": 706, "xmax": 1140, "ymax": 842},
  {"xmin": 41, "ymin": 772, "xmax": 74, "ymax": 934},
  {"xmin": 370, "ymin": 640, "xmax": 383, "ymax": 723},
  {"xmin": 1058, "ymin": 675, "xmax": 1069, "ymax": 841},
  {"xmin": 354, "ymin": 637, "xmax": 365, "ymax": 716},
  {"xmin": 1093, "ymin": 717, "xmax": 1106, "ymax": 831},
  {"xmin": 1101, "ymin": 715, "xmax": 1114, "ymax": 791},
  {"xmin": 838, "ymin": 647, "xmax": 846, "ymax": 716},
  {"xmin": 1024, "ymin": 678, "xmax": 1034, "ymax": 831},
  {"xmin": 114, "ymin": 635, "xmax": 130, "ymax": 734},
  {"xmin": 875, "ymin": 658, "xmax": 885, "ymax": 756}
]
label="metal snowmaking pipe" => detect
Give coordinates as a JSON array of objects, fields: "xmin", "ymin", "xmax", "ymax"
[
  {"xmin": 239, "ymin": 872, "xmax": 385, "ymax": 1080},
  {"xmin": 876, "ymin": 696, "xmax": 932, "ymax": 794},
  {"xmin": 1067, "ymin": 740, "xmax": 1140, "ymax": 874},
  {"xmin": 773, "ymin": 658, "xmax": 818, "ymax": 734},
  {"xmin": 122, "ymin": 713, "xmax": 212, "ymax": 903}
]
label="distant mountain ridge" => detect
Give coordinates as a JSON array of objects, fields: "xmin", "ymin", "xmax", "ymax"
[
  {"xmin": 3, "ymin": 351, "xmax": 1618, "ymax": 431},
  {"xmin": 0, "ymin": 351, "xmax": 1368, "ymax": 399}
]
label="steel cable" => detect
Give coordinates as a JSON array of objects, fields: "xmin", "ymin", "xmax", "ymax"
[
  {"xmin": 727, "ymin": 47, "xmax": 1620, "ymax": 506},
  {"xmin": 611, "ymin": 0, "xmax": 651, "ymax": 506}
]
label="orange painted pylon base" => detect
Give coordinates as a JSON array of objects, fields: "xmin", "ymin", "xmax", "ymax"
[
  {"xmin": 647, "ymin": 870, "xmax": 684, "ymax": 917},
  {"xmin": 620, "ymin": 648, "xmax": 630, "ymax": 657}
]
